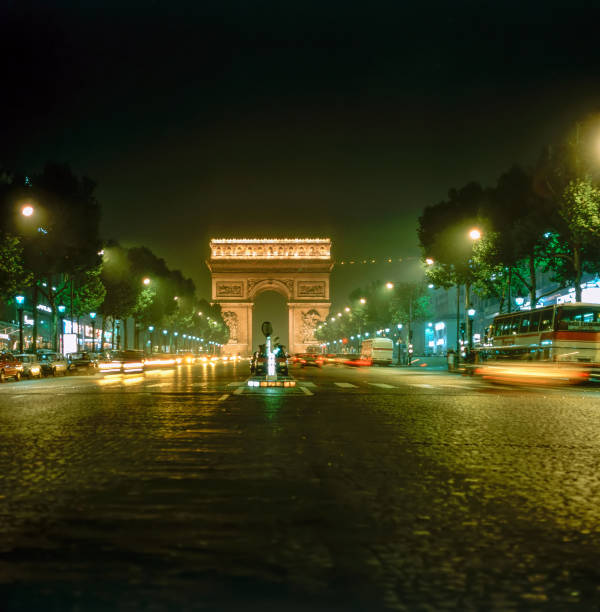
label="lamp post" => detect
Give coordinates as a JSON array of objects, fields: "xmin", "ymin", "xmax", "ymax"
[
  {"xmin": 163, "ymin": 329, "xmax": 168, "ymax": 352},
  {"xmin": 15, "ymin": 295, "xmax": 25, "ymax": 353},
  {"xmin": 148, "ymin": 326, "xmax": 154, "ymax": 354},
  {"xmin": 467, "ymin": 308, "xmax": 476, "ymax": 351},
  {"xmin": 90, "ymin": 312, "xmax": 97, "ymax": 352},
  {"xmin": 57, "ymin": 305, "xmax": 66, "ymax": 353}
]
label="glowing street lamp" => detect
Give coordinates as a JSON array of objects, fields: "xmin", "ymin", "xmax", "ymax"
[
  {"xmin": 469, "ymin": 228, "xmax": 482, "ymax": 241},
  {"xmin": 359, "ymin": 298, "xmax": 366, "ymax": 305},
  {"xmin": 15, "ymin": 295, "xmax": 25, "ymax": 353},
  {"xmin": 425, "ymin": 257, "xmax": 434, "ymax": 265},
  {"xmin": 21, "ymin": 204, "xmax": 34, "ymax": 217},
  {"xmin": 385, "ymin": 282, "xmax": 394, "ymax": 290},
  {"xmin": 89, "ymin": 312, "xmax": 97, "ymax": 352},
  {"xmin": 57, "ymin": 305, "xmax": 66, "ymax": 353},
  {"xmin": 142, "ymin": 277, "xmax": 151, "ymax": 286},
  {"xmin": 344, "ymin": 307, "xmax": 350, "ymax": 312}
]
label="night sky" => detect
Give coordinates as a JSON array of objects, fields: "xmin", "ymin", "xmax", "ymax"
[{"xmin": 3, "ymin": 0, "xmax": 600, "ymax": 300}]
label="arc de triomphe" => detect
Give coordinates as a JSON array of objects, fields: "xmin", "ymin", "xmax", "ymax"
[{"xmin": 206, "ymin": 238, "xmax": 333, "ymax": 356}]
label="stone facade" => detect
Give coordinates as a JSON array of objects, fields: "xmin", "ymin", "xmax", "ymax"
[{"xmin": 206, "ymin": 239, "xmax": 333, "ymax": 356}]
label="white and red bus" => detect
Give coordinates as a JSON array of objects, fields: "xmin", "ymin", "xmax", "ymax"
[{"xmin": 475, "ymin": 303, "xmax": 600, "ymax": 382}]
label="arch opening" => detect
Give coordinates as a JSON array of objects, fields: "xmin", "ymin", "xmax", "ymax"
[{"xmin": 252, "ymin": 291, "xmax": 289, "ymax": 352}]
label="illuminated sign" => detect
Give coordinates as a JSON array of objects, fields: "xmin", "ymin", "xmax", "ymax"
[{"xmin": 37, "ymin": 304, "xmax": 52, "ymax": 313}]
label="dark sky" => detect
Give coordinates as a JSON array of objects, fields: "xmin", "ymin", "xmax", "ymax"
[{"xmin": 3, "ymin": 0, "xmax": 600, "ymax": 300}]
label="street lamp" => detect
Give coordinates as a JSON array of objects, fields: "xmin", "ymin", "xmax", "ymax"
[
  {"xmin": 359, "ymin": 297, "xmax": 366, "ymax": 304},
  {"xmin": 425, "ymin": 257, "xmax": 434, "ymax": 266},
  {"xmin": 142, "ymin": 277, "xmax": 151, "ymax": 286},
  {"xmin": 57, "ymin": 305, "xmax": 66, "ymax": 353},
  {"xmin": 148, "ymin": 325, "xmax": 154, "ymax": 354},
  {"xmin": 15, "ymin": 295, "xmax": 25, "ymax": 353},
  {"xmin": 386, "ymin": 282, "xmax": 394, "ymax": 290},
  {"xmin": 344, "ymin": 307, "xmax": 350, "ymax": 312},
  {"xmin": 90, "ymin": 312, "xmax": 97, "ymax": 352},
  {"xmin": 469, "ymin": 228, "xmax": 482, "ymax": 241},
  {"xmin": 21, "ymin": 204, "xmax": 34, "ymax": 217}
]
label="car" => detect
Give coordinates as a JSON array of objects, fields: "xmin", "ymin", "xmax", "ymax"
[
  {"xmin": 98, "ymin": 350, "xmax": 145, "ymax": 373},
  {"xmin": 0, "ymin": 353, "xmax": 23, "ymax": 382},
  {"xmin": 14, "ymin": 354, "xmax": 42, "ymax": 379},
  {"xmin": 297, "ymin": 353, "xmax": 324, "ymax": 368},
  {"xmin": 37, "ymin": 352, "xmax": 68, "ymax": 377},
  {"xmin": 67, "ymin": 351, "xmax": 97, "ymax": 374}
]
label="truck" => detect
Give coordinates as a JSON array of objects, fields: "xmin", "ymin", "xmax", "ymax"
[{"xmin": 360, "ymin": 337, "xmax": 394, "ymax": 366}]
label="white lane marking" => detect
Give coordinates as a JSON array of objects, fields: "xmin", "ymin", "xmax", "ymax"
[
  {"xmin": 218, "ymin": 394, "xmax": 230, "ymax": 402},
  {"xmin": 412, "ymin": 383, "xmax": 434, "ymax": 388},
  {"xmin": 334, "ymin": 382, "xmax": 358, "ymax": 388},
  {"xmin": 233, "ymin": 386, "xmax": 245, "ymax": 395},
  {"xmin": 369, "ymin": 383, "xmax": 395, "ymax": 389},
  {"xmin": 227, "ymin": 382, "xmax": 245, "ymax": 387},
  {"xmin": 300, "ymin": 386, "xmax": 314, "ymax": 396},
  {"xmin": 299, "ymin": 381, "xmax": 317, "ymax": 387}
]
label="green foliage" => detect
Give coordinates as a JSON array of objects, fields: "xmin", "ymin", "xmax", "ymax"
[
  {"xmin": 418, "ymin": 182, "xmax": 487, "ymax": 289},
  {"xmin": 0, "ymin": 232, "xmax": 32, "ymax": 301},
  {"xmin": 62, "ymin": 266, "xmax": 106, "ymax": 317}
]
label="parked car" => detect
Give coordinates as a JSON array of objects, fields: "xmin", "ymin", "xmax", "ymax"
[
  {"xmin": 67, "ymin": 351, "xmax": 97, "ymax": 374},
  {"xmin": 37, "ymin": 352, "xmax": 68, "ymax": 377},
  {"xmin": 0, "ymin": 353, "xmax": 23, "ymax": 382},
  {"xmin": 14, "ymin": 354, "xmax": 42, "ymax": 379}
]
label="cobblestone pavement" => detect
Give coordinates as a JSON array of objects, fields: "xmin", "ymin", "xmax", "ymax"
[{"xmin": 1, "ymin": 362, "xmax": 599, "ymax": 611}]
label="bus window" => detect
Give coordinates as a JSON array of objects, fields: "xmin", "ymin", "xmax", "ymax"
[
  {"xmin": 528, "ymin": 310, "xmax": 541, "ymax": 332},
  {"xmin": 556, "ymin": 306, "xmax": 600, "ymax": 331},
  {"xmin": 509, "ymin": 315, "xmax": 521, "ymax": 335},
  {"xmin": 519, "ymin": 315, "xmax": 530, "ymax": 333},
  {"xmin": 540, "ymin": 310, "xmax": 554, "ymax": 331}
]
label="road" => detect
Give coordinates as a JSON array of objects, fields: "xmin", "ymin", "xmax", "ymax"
[{"xmin": 1, "ymin": 361, "xmax": 599, "ymax": 610}]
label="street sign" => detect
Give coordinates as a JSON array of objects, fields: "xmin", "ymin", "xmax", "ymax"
[{"xmin": 261, "ymin": 321, "xmax": 273, "ymax": 337}]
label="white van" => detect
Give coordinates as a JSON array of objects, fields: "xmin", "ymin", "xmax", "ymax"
[{"xmin": 361, "ymin": 337, "xmax": 394, "ymax": 366}]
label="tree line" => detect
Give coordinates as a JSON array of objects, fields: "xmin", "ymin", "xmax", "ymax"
[
  {"xmin": 0, "ymin": 162, "xmax": 228, "ymax": 351},
  {"xmin": 418, "ymin": 115, "xmax": 600, "ymax": 311},
  {"xmin": 314, "ymin": 280, "xmax": 431, "ymax": 349}
]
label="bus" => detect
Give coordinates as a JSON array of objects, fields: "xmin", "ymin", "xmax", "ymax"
[
  {"xmin": 474, "ymin": 303, "xmax": 600, "ymax": 382},
  {"xmin": 361, "ymin": 337, "xmax": 394, "ymax": 366}
]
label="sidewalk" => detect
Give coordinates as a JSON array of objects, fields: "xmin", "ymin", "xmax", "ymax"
[{"xmin": 396, "ymin": 355, "xmax": 448, "ymax": 369}]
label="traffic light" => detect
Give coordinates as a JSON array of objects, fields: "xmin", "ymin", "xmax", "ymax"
[{"xmin": 459, "ymin": 322, "xmax": 466, "ymax": 339}]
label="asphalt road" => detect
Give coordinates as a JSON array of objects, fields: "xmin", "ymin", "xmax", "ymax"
[{"xmin": 1, "ymin": 361, "xmax": 599, "ymax": 611}]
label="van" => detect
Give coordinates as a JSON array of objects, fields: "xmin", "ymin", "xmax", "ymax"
[{"xmin": 360, "ymin": 337, "xmax": 394, "ymax": 366}]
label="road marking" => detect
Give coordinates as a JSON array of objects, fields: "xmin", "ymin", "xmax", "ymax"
[
  {"xmin": 218, "ymin": 394, "xmax": 230, "ymax": 401},
  {"xmin": 147, "ymin": 382, "xmax": 170, "ymax": 388},
  {"xmin": 300, "ymin": 386, "xmax": 314, "ymax": 396},
  {"xmin": 412, "ymin": 383, "xmax": 434, "ymax": 389},
  {"xmin": 368, "ymin": 383, "xmax": 395, "ymax": 389},
  {"xmin": 299, "ymin": 381, "xmax": 317, "ymax": 387},
  {"xmin": 334, "ymin": 382, "xmax": 358, "ymax": 388},
  {"xmin": 227, "ymin": 382, "xmax": 245, "ymax": 387},
  {"xmin": 233, "ymin": 386, "xmax": 245, "ymax": 395}
]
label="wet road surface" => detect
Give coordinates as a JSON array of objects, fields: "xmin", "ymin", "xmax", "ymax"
[{"xmin": 1, "ymin": 361, "xmax": 599, "ymax": 610}]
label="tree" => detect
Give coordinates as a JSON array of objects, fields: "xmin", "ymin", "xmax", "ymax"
[
  {"xmin": 543, "ymin": 177, "xmax": 600, "ymax": 301},
  {"xmin": 0, "ymin": 232, "xmax": 32, "ymax": 302},
  {"xmin": 389, "ymin": 282, "xmax": 431, "ymax": 346},
  {"xmin": 474, "ymin": 165, "xmax": 551, "ymax": 310},
  {"xmin": 418, "ymin": 182, "xmax": 486, "ymax": 347}
]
